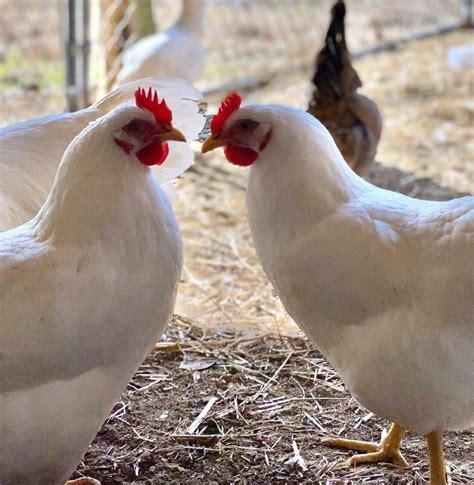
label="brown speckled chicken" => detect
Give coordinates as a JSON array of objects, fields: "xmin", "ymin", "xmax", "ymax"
[{"xmin": 308, "ymin": 0, "xmax": 382, "ymax": 176}]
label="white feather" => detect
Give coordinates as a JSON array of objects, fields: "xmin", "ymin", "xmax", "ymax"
[
  {"xmin": 117, "ymin": 0, "xmax": 206, "ymax": 85},
  {"xmin": 0, "ymin": 77, "xmax": 204, "ymax": 231},
  {"xmin": 232, "ymin": 104, "xmax": 474, "ymax": 435},
  {"xmin": 0, "ymin": 100, "xmax": 193, "ymax": 484}
]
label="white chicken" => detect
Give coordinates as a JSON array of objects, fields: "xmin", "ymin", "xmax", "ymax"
[
  {"xmin": 202, "ymin": 93, "xmax": 474, "ymax": 485},
  {"xmin": 0, "ymin": 82, "xmax": 205, "ymax": 485},
  {"xmin": 117, "ymin": 0, "xmax": 206, "ymax": 85},
  {"xmin": 0, "ymin": 78, "xmax": 197, "ymax": 231}
]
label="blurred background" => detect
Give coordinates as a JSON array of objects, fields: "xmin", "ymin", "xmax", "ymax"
[
  {"xmin": 0, "ymin": 0, "xmax": 473, "ymax": 331},
  {"xmin": 1, "ymin": 2, "xmax": 473, "ymax": 482},
  {"xmin": 0, "ymin": 1, "xmax": 471, "ymax": 112},
  {"xmin": 0, "ymin": 0, "xmax": 473, "ymax": 328}
]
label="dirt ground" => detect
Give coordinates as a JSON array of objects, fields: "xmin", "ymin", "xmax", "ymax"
[
  {"xmin": 72, "ymin": 318, "xmax": 474, "ymax": 484},
  {"xmin": 72, "ymin": 31, "xmax": 474, "ymax": 484},
  {"xmin": 1, "ymin": 3, "xmax": 473, "ymax": 483}
]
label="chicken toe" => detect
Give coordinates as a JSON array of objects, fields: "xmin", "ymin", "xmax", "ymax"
[
  {"xmin": 322, "ymin": 422, "xmax": 409, "ymax": 468},
  {"xmin": 65, "ymin": 478, "xmax": 101, "ymax": 485}
]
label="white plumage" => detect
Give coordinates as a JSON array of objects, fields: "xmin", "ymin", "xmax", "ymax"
[
  {"xmin": 0, "ymin": 80, "xmax": 204, "ymax": 484},
  {"xmin": 203, "ymin": 103, "xmax": 473, "ymax": 483},
  {"xmin": 117, "ymin": 0, "xmax": 206, "ymax": 85},
  {"xmin": 0, "ymin": 78, "xmax": 200, "ymax": 231},
  {"xmin": 244, "ymin": 105, "xmax": 473, "ymax": 433}
]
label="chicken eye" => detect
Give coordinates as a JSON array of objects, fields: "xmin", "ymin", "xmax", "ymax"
[
  {"xmin": 236, "ymin": 119, "xmax": 258, "ymax": 133},
  {"xmin": 127, "ymin": 119, "xmax": 143, "ymax": 132},
  {"xmin": 123, "ymin": 118, "xmax": 153, "ymax": 136}
]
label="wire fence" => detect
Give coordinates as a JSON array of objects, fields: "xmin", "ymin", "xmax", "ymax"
[
  {"xmin": 0, "ymin": 0, "xmax": 471, "ymax": 116},
  {"xmin": 198, "ymin": 0, "xmax": 467, "ymax": 78},
  {"xmin": 101, "ymin": 0, "xmax": 467, "ymax": 84}
]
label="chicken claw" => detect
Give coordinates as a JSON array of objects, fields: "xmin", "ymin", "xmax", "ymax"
[
  {"xmin": 65, "ymin": 478, "xmax": 101, "ymax": 485},
  {"xmin": 322, "ymin": 422, "xmax": 409, "ymax": 468}
]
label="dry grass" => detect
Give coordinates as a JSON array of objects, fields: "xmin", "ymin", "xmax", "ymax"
[{"xmin": 73, "ymin": 318, "xmax": 474, "ymax": 484}]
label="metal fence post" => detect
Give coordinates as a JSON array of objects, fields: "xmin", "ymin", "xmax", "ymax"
[
  {"xmin": 65, "ymin": 0, "xmax": 76, "ymax": 111},
  {"xmin": 65, "ymin": 0, "xmax": 90, "ymax": 111},
  {"xmin": 460, "ymin": 0, "xmax": 473, "ymax": 26}
]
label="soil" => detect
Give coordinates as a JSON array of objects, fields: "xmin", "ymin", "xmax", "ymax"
[{"xmin": 72, "ymin": 318, "xmax": 474, "ymax": 484}]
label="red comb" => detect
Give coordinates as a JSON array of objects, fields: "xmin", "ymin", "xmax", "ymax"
[
  {"xmin": 135, "ymin": 87, "xmax": 172, "ymax": 125},
  {"xmin": 211, "ymin": 91, "xmax": 242, "ymax": 134}
]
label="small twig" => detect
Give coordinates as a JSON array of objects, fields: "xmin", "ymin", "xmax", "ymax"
[
  {"xmin": 187, "ymin": 397, "xmax": 218, "ymax": 435},
  {"xmin": 261, "ymin": 352, "xmax": 293, "ymax": 393},
  {"xmin": 304, "ymin": 411, "xmax": 327, "ymax": 433}
]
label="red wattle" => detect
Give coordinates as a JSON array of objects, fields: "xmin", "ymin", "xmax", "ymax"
[
  {"xmin": 224, "ymin": 144, "xmax": 258, "ymax": 166},
  {"xmin": 136, "ymin": 142, "xmax": 169, "ymax": 166}
]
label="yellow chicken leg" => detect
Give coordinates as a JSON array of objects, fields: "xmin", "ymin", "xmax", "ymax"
[
  {"xmin": 65, "ymin": 478, "xmax": 101, "ymax": 485},
  {"xmin": 322, "ymin": 422, "xmax": 409, "ymax": 468},
  {"xmin": 427, "ymin": 431, "xmax": 447, "ymax": 485}
]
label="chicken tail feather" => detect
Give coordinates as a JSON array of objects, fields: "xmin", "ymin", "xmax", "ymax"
[{"xmin": 310, "ymin": 0, "xmax": 361, "ymax": 106}]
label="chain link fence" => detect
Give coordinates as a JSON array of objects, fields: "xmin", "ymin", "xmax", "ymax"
[{"xmin": 100, "ymin": 0, "xmax": 467, "ymax": 85}]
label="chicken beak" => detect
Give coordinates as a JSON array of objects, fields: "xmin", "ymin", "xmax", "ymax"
[
  {"xmin": 201, "ymin": 134, "xmax": 226, "ymax": 153},
  {"xmin": 159, "ymin": 126, "xmax": 187, "ymax": 143}
]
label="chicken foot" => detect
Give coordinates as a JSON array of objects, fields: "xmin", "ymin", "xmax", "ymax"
[{"xmin": 322, "ymin": 422, "xmax": 409, "ymax": 468}]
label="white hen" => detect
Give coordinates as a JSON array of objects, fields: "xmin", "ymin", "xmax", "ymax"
[
  {"xmin": 117, "ymin": 0, "xmax": 206, "ymax": 85},
  {"xmin": 202, "ymin": 94, "xmax": 473, "ymax": 485},
  {"xmin": 0, "ymin": 78, "xmax": 199, "ymax": 231},
  {"xmin": 0, "ymin": 82, "xmax": 204, "ymax": 485}
]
